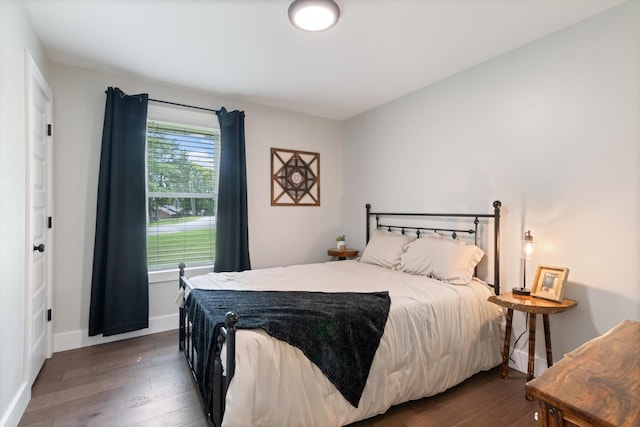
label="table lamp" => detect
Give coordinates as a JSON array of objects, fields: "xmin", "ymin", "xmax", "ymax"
[{"xmin": 513, "ymin": 230, "xmax": 537, "ymax": 295}]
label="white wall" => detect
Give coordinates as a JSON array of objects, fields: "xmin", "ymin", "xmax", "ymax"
[
  {"xmin": 49, "ymin": 63, "xmax": 343, "ymax": 351},
  {"xmin": 342, "ymin": 0, "xmax": 639, "ymax": 372},
  {"xmin": 0, "ymin": 1, "xmax": 50, "ymax": 425}
]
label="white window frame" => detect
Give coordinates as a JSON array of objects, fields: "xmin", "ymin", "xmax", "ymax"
[{"xmin": 146, "ymin": 103, "xmax": 220, "ymax": 284}]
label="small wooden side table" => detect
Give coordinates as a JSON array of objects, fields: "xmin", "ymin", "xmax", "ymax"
[
  {"xmin": 487, "ymin": 292, "xmax": 577, "ymax": 399},
  {"xmin": 327, "ymin": 248, "xmax": 358, "ymax": 260}
]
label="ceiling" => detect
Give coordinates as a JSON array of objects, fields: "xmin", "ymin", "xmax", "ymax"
[{"xmin": 22, "ymin": 0, "xmax": 626, "ymax": 121}]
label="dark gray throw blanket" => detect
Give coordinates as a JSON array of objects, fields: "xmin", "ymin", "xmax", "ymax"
[{"xmin": 186, "ymin": 289, "xmax": 391, "ymax": 410}]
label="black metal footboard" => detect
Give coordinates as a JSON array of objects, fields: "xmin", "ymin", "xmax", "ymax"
[{"xmin": 178, "ymin": 263, "xmax": 237, "ymax": 427}]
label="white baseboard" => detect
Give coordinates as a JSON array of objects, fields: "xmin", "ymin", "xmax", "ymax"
[
  {"xmin": 508, "ymin": 348, "xmax": 550, "ymax": 377},
  {"xmin": 0, "ymin": 382, "xmax": 29, "ymax": 427},
  {"xmin": 53, "ymin": 313, "xmax": 178, "ymax": 353}
]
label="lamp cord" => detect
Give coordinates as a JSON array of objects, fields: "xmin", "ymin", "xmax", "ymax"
[{"xmin": 509, "ymin": 313, "xmax": 529, "ymax": 363}]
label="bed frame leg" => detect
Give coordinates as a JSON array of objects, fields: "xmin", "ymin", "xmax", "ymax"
[
  {"xmin": 179, "ymin": 262, "xmax": 186, "ymax": 350},
  {"xmin": 212, "ymin": 337, "xmax": 224, "ymax": 427},
  {"xmin": 211, "ymin": 311, "xmax": 238, "ymax": 426},
  {"xmin": 224, "ymin": 312, "xmax": 238, "ymax": 384}
]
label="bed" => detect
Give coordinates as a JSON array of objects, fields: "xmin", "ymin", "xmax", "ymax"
[{"xmin": 178, "ymin": 201, "xmax": 504, "ymax": 427}]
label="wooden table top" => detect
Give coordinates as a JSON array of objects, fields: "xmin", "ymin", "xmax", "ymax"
[
  {"xmin": 327, "ymin": 248, "xmax": 359, "ymax": 258},
  {"xmin": 526, "ymin": 320, "xmax": 640, "ymax": 427},
  {"xmin": 488, "ymin": 293, "xmax": 577, "ymax": 314}
]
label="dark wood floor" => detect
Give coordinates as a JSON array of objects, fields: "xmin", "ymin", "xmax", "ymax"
[{"xmin": 20, "ymin": 330, "xmax": 537, "ymax": 427}]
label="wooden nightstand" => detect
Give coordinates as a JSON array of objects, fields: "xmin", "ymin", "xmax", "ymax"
[
  {"xmin": 487, "ymin": 292, "xmax": 577, "ymax": 399},
  {"xmin": 327, "ymin": 248, "xmax": 358, "ymax": 260}
]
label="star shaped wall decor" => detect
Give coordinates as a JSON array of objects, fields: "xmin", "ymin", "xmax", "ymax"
[{"xmin": 271, "ymin": 148, "xmax": 320, "ymax": 206}]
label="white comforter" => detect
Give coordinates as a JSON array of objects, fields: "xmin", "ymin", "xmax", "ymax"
[{"xmin": 187, "ymin": 260, "xmax": 503, "ymax": 427}]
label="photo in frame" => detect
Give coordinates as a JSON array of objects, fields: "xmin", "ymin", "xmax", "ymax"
[{"xmin": 531, "ymin": 265, "xmax": 570, "ymax": 302}]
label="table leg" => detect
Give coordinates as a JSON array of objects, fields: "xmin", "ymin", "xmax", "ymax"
[
  {"xmin": 543, "ymin": 314, "xmax": 553, "ymax": 368},
  {"xmin": 501, "ymin": 308, "xmax": 514, "ymax": 379},
  {"xmin": 526, "ymin": 314, "xmax": 537, "ymax": 400}
]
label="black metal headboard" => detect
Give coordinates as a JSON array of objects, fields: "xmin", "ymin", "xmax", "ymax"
[{"xmin": 366, "ymin": 201, "xmax": 502, "ymax": 295}]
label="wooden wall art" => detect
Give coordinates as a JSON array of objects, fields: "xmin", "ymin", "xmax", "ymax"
[{"xmin": 271, "ymin": 147, "xmax": 320, "ymax": 206}]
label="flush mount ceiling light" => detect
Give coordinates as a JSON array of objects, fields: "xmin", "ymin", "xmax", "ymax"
[{"xmin": 288, "ymin": 0, "xmax": 340, "ymax": 32}]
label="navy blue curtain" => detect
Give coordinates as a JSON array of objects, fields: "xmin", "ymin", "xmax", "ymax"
[
  {"xmin": 89, "ymin": 87, "xmax": 149, "ymax": 336},
  {"xmin": 214, "ymin": 108, "xmax": 251, "ymax": 272}
]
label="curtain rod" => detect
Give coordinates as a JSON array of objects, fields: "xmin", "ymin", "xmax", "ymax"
[
  {"xmin": 104, "ymin": 89, "xmax": 219, "ymax": 113},
  {"xmin": 148, "ymin": 98, "xmax": 219, "ymax": 114}
]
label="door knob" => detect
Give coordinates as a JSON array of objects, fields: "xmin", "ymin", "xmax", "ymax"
[{"xmin": 33, "ymin": 243, "xmax": 45, "ymax": 252}]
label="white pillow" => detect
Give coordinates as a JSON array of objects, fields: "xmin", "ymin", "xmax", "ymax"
[
  {"xmin": 360, "ymin": 230, "xmax": 413, "ymax": 269},
  {"xmin": 399, "ymin": 237, "xmax": 484, "ymax": 285}
]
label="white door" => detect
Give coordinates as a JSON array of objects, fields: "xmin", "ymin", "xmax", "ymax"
[{"xmin": 26, "ymin": 53, "xmax": 53, "ymax": 385}]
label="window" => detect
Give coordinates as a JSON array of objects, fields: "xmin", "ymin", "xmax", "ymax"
[{"xmin": 146, "ymin": 120, "xmax": 220, "ymax": 271}]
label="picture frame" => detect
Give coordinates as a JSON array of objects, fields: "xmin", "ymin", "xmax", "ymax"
[
  {"xmin": 531, "ymin": 265, "xmax": 570, "ymax": 302},
  {"xmin": 271, "ymin": 147, "xmax": 320, "ymax": 206}
]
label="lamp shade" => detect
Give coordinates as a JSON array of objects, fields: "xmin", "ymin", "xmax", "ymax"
[
  {"xmin": 288, "ymin": 0, "xmax": 340, "ymax": 31},
  {"xmin": 521, "ymin": 230, "xmax": 537, "ymax": 259}
]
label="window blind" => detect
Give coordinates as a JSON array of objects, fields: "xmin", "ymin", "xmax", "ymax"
[{"xmin": 146, "ymin": 120, "xmax": 220, "ymax": 270}]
